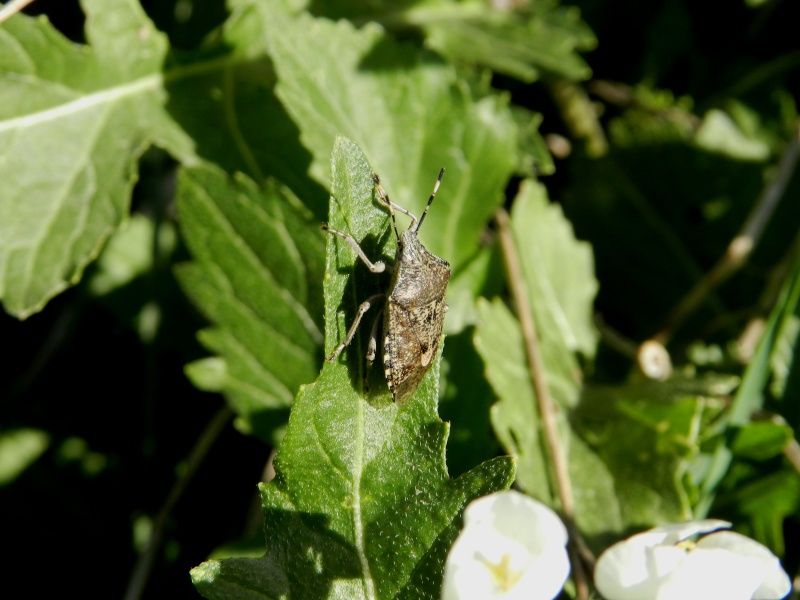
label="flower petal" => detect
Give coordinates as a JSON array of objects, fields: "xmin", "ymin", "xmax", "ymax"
[
  {"xmin": 645, "ymin": 519, "xmax": 731, "ymax": 545},
  {"xmin": 442, "ymin": 491, "xmax": 570, "ymax": 600},
  {"xmin": 697, "ymin": 532, "xmax": 791, "ymax": 599},
  {"xmin": 656, "ymin": 547, "xmax": 761, "ymax": 600},
  {"xmin": 594, "ymin": 520, "xmax": 731, "ymax": 600}
]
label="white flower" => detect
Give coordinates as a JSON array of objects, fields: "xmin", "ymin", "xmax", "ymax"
[
  {"xmin": 442, "ymin": 490, "xmax": 570, "ymax": 600},
  {"xmin": 595, "ymin": 519, "xmax": 792, "ymax": 600}
]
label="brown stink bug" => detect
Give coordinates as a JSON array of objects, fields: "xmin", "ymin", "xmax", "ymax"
[{"xmin": 323, "ymin": 169, "xmax": 451, "ymax": 406}]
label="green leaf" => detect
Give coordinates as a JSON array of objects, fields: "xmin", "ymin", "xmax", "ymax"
[
  {"xmin": 414, "ymin": 0, "xmax": 596, "ymax": 83},
  {"xmin": 191, "ymin": 137, "xmax": 515, "ymax": 599},
  {"xmin": 474, "ymin": 183, "xmax": 707, "ymax": 540},
  {"xmin": 693, "ymin": 255, "xmax": 800, "ymax": 527},
  {"xmin": 303, "ymin": 0, "xmax": 595, "ymax": 83},
  {"xmin": 438, "ymin": 329, "xmax": 502, "ymax": 477},
  {"xmin": 511, "ymin": 106, "xmax": 555, "ymax": 177},
  {"xmin": 0, "ymin": 0, "xmax": 194, "ymax": 319},
  {"xmin": 85, "ymin": 213, "xmax": 155, "ymax": 297},
  {"xmin": 256, "ymin": 1, "xmax": 517, "ymax": 279},
  {"xmin": 695, "ymin": 109, "xmax": 771, "ymax": 161},
  {"xmin": 475, "ymin": 297, "xmax": 623, "ymax": 542},
  {"xmin": 163, "ymin": 36, "xmax": 330, "ymax": 219},
  {"xmin": 509, "ymin": 179, "xmax": 598, "ymax": 404},
  {"xmin": 175, "ymin": 164, "xmax": 325, "ymax": 443},
  {"xmin": 0, "ymin": 428, "xmax": 49, "ymax": 486},
  {"xmin": 731, "ymin": 421, "xmax": 793, "ymax": 460},
  {"xmin": 0, "ymin": 0, "xmax": 328, "ymax": 320},
  {"xmin": 728, "ymin": 470, "xmax": 800, "ymax": 556},
  {"xmin": 732, "ymin": 255, "xmax": 800, "ymax": 426}
]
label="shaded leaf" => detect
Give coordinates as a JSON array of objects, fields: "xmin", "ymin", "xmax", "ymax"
[
  {"xmin": 0, "ymin": 428, "xmax": 49, "ymax": 486},
  {"xmin": 417, "ymin": 0, "xmax": 596, "ymax": 83},
  {"xmin": 695, "ymin": 109, "xmax": 771, "ymax": 161},
  {"xmin": 191, "ymin": 137, "xmax": 515, "ymax": 600},
  {"xmin": 175, "ymin": 164, "xmax": 324, "ymax": 443},
  {"xmin": 693, "ymin": 255, "xmax": 800, "ymax": 543},
  {"xmin": 731, "ymin": 421, "xmax": 793, "ymax": 460}
]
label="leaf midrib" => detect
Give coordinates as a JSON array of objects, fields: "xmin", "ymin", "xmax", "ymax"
[{"xmin": 0, "ymin": 56, "xmax": 237, "ymax": 134}]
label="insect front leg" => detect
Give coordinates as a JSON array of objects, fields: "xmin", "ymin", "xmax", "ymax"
[
  {"xmin": 371, "ymin": 173, "xmax": 419, "ymax": 233},
  {"xmin": 322, "ymin": 225, "xmax": 386, "ymax": 273},
  {"xmin": 327, "ymin": 294, "xmax": 385, "ymax": 363}
]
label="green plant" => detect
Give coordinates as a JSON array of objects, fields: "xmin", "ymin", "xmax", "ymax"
[{"xmin": 2, "ymin": 0, "xmax": 799, "ymax": 598}]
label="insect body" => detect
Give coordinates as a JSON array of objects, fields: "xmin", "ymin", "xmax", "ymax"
[{"xmin": 324, "ymin": 169, "xmax": 451, "ymax": 406}]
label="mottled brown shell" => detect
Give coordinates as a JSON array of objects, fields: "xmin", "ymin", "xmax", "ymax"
[{"xmin": 383, "ymin": 228, "xmax": 450, "ymax": 405}]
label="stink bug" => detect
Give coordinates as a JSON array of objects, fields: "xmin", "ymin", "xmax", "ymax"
[{"xmin": 323, "ymin": 169, "xmax": 451, "ymax": 406}]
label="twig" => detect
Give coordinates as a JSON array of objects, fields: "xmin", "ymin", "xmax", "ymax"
[
  {"xmin": 652, "ymin": 120, "xmax": 800, "ymax": 346},
  {"xmin": 0, "ymin": 0, "xmax": 35, "ymax": 24},
  {"xmin": 594, "ymin": 314, "xmax": 639, "ymax": 360},
  {"xmin": 123, "ymin": 406, "xmax": 233, "ymax": 600},
  {"xmin": 495, "ymin": 208, "xmax": 591, "ymax": 598},
  {"xmin": 588, "ymin": 80, "xmax": 701, "ymax": 130}
]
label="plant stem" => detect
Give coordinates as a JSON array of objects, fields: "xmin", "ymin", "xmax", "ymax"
[
  {"xmin": 123, "ymin": 406, "xmax": 233, "ymax": 600},
  {"xmin": 0, "ymin": 0, "xmax": 35, "ymax": 24},
  {"xmin": 652, "ymin": 120, "xmax": 800, "ymax": 346},
  {"xmin": 495, "ymin": 207, "xmax": 591, "ymax": 599}
]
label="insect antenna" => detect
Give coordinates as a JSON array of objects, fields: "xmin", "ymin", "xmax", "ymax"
[{"xmin": 415, "ymin": 168, "xmax": 445, "ymax": 232}]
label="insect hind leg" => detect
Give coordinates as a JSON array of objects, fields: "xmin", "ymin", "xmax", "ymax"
[
  {"xmin": 363, "ymin": 307, "xmax": 384, "ymax": 395},
  {"xmin": 326, "ymin": 294, "xmax": 385, "ymax": 362}
]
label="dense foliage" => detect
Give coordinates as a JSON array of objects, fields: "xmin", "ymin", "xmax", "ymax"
[{"xmin": 1, "ymin": 0, "xmax": 798, "ymax": 597}]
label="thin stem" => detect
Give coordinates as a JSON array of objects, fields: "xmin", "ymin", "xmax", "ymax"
[
  {"xmin": 123, "ymin": 406, "xmax": 233, "ymax": 600},
  {"xmin": 652, "ymin": 120, "xmax": 800, "ymax": 345},
  {"xmin": 0, "ymin": 0, "xmax": 35, "ymax": 24},
  {"xmin": 495, "ymin": 208, "xmax": 592, "ymax": 598}
]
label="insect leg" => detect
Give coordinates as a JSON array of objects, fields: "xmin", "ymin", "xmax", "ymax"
[
  {"xmin": 366, "ymin": 307, "xmax": 384, "ymax": 365},
  {"xmin": 363, "ymin": 307, "xmax": 384, "ymax": 396},
  {"xmin": 322, "ymin": 225, "xmax": 386, "ymax": 273},
  {"xmin": 326, "ymin": 294, "xmax": 386, "ymax": 362}
]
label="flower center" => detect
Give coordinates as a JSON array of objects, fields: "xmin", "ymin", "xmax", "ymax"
[{"xmin": 482, "ymin": 553, "xmax": 523, "ymax": 592}]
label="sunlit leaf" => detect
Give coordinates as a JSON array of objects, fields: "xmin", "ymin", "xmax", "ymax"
[{"xmin": 0, "ymin": 0, "xmax": 194, "ymax": 318}]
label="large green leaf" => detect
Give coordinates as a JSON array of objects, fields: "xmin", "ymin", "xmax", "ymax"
[
  {"xmin": 191, "ymin": 137, "xmax": 514, "ymax": 599},
  {"xmin": 0, "ymin": 0, "xmax": 194, "ymax": 319},
  {"xmin": 0, "ymin": 0, "xmax": 337, "ymax": 320},
  {"xmin": 253, "ymin": 0, "xmax": 517, "ymax": 280},
  {"xmin": 175, "ymin": 164, "xmax": 325, "ymax": 443}
]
